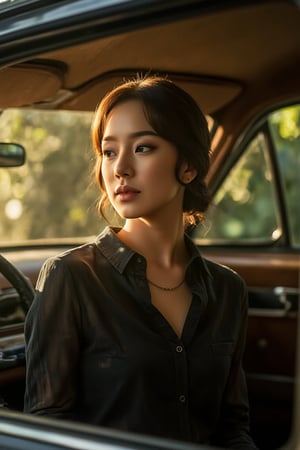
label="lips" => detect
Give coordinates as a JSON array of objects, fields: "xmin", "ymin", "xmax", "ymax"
[
  {"xmin": 114, "ymin": 185, "xmax": 141, "ymax": 202},
  {"xmin": 115, "ymin": 185, "xmax": 140, "ymax": 195}
]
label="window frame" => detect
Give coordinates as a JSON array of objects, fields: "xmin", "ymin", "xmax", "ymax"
[{"xmin": 194, "ymin": 102, "xmax": 299, "ymax": 248}]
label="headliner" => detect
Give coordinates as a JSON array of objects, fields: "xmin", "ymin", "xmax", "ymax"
[{"xmin": 0, "ymin": 1, "xmax": 299, "ymax": 114}]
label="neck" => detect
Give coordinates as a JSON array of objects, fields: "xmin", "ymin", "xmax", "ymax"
[{"xmin": 118, "ymin": 216, "xmax": 187, "ymax": 269}]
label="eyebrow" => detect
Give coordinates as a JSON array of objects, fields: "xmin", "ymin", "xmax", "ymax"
[{"xmin": 102, "ymin": 130, "xmax": 158, "ymax": 142}]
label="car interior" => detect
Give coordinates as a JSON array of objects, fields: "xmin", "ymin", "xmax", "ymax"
[{"xmin": 0, "ymin": 1, "xmax": 299, "ymax": 449}]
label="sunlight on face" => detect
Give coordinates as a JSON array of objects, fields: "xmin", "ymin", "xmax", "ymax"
[{"xmin": 101, "ymin": 100, "xmax": 185, "ymax": 221}]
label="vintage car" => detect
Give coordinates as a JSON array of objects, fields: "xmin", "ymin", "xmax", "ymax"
[{"xmin": 0, "ymin": 0, "xmax": 299, "ymax": 449}]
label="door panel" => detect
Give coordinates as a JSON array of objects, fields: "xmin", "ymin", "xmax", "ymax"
[{"xmin": 202, "ymin": 248, "xmax": 299, "ymax": 449}]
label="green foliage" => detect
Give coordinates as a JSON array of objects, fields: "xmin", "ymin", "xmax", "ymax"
[
  {"xmin": 271, "ymin": 107, "xmax": 300, "ymax": 140},
  {"xmin": 197, "ymin": 133, "xmax": 278, "ymax": 242},
  {"xmin": 0, "ymin": 109, "xmax": 104, "ymax": 244},
  {"xmin": 269, "ymin": 105, "xmax": 300, "ymax": 245},
  {"xmin": 195, "ymin": 104, "xmax": 300, "ymax": 247}
]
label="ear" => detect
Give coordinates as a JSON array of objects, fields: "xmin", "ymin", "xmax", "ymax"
[{"xmin": 179, "ymin": 161, "xmax": 198, "ymax": 184}]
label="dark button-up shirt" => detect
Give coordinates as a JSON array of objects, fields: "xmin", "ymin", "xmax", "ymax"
[{"xmin": 24, "ymin": 227, "xmax": 256, "ymax": 449}]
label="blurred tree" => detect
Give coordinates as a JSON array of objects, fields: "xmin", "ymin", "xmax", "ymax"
[
  {"xmin": 269, "ymin": 106, "xmax": 300, "ymax": 245},
  {"xmin": 194, "ymin": 104, "xmax": 300, "ymax": 246},
  {"xmin": 0, "ymin": 109, "xmax": 104, "ymax": 243}
]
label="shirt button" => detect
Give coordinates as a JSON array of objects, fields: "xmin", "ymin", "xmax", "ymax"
[
  {"xmin": 179, "ymin": 395, "xmax": 186, "ymax": 403},
  {"xmin": 176, "ymin": 345, "xmax": 183, "ymax": 353}
]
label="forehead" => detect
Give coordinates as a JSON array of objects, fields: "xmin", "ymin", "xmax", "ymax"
[{"xmin": 103, "ymin": 100, "xmax": 154, "ymax": 136}]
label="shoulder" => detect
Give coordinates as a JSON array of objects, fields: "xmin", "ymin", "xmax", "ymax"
[
  {"xmin": 203, "ymin": 258, "xmax": 248, "ymax": 302},
  {"xmin": 205, "ymin": 258, "xmax": 245, "ymax": 285},
  {"xmin": 36, "ymin": 226, "xmax": 128, "ymax": 287},
  {"xmin": 186, "ymin": 234, "xmax": 246, "ymax": 292},
  {"xmin": 41, "ymin": 241, "xmax": 98, "ymax": 272},
  {"xmin": 41, "ymin": 226, "xmax": 116, "ymax": 272},
  {"xmin": 36, "ymin": 240, "xmax": 102, "ymax": 291}
]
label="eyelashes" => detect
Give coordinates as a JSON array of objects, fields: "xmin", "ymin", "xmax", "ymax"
[
  {"xmin": 102, "ymin": 150, "xmax": 115, "ymax": 158},
  {"xmin": 135, "ymin": 145, "xmax": 155, "ymax": 153},
  {"xmin": 102, "ymin": 144, "xmax": 156, "ymax": 158}
]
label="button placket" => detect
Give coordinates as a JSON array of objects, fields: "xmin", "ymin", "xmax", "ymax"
[{"xmin": 173, "ymin": 343, "xmax": 188, "ymax": 408}]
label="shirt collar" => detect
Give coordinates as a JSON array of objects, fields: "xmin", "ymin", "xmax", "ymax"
[
  {"xmin": 184, "ymin": 233, "xmax": 212, "ymax": 279},
  {"xmin": 95, "ymin": 227, "xmax": 135, "ymax": 274},
  {"xmin": 95, "ymin": 226, "xmax": 212, "ymax": 278}
]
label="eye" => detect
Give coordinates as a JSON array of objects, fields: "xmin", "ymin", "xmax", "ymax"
[
  {"xmin": 135, "ymin": 145, "xmax": 154, "ymax": 153},
  {"xmin": 102, "ymin": 149, "xmax": 115, "ymax": 158}
]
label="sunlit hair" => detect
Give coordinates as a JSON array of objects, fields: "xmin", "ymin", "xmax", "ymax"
[{"xmin": 91, "ymin": 75, "xmax": 211, "ymax": 226}]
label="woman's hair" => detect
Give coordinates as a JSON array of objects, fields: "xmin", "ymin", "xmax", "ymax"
[{"xmin": 91, "ymin": 75, "xmax": 211, "ymax": 226}]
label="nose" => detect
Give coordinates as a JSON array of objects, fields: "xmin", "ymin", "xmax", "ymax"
[{"xmin": 114, "ymin": 150, "xmax": 134, "ymax": 178}]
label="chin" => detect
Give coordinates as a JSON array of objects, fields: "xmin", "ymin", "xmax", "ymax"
[{"xmin": 114, "ymin": 209, "xmax": 141, "ymax": 220}]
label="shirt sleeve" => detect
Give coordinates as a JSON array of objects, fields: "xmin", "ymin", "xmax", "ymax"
[
  {"xmin": 213, "ymin": 277, "xmax": 259, "ymax": 450},
  {"xmin": 24, "ymin": 256, "xmax": 82, "ymax": 419}
]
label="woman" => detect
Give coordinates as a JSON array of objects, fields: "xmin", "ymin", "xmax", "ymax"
[{"xmin": 24, "ymin": 76, "xmax": 257, "ymax": 449}]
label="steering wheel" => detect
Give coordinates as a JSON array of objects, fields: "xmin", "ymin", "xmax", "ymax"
[{"xmin": 0, "ymin": 254, "xmax": 35, "ymax": 313}]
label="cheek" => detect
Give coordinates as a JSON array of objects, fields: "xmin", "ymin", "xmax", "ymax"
[
  {"xmin": 100, "ymin": 171, "xmax": 115, "ymax": 205},
  {"xmin": 149, "ymin": 161, "xmax": 178, "ymax": 185},
  {"xmin": 101, "ymin": 164, "xmax": 113, "ymax": 188}
]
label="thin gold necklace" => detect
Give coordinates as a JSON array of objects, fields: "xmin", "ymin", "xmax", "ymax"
[{"xmin": 147, "ymin": 278, "xmax": 185, "ymax": 291}]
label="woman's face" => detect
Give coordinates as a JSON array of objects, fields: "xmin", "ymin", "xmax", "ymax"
[{"xmin": 101, "ymin": 100, "xmax": 189, "ymax": 221}]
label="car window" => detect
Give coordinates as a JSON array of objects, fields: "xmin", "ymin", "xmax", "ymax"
[
  {"xmin": 268, "ymin": 105, "xmax": 300, "ymax": 246},
  {"xmin": 0, "ymin": 108, "xmax": 104, "ymax": 246},
  {"xmin": 194, "ymin": 104, "xmax": 300, "ymax": 247}
]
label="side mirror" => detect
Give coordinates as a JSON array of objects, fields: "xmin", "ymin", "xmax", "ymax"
[{"xmin": 0, "ymin": 143, "xmax": 25, "ymax": 167}]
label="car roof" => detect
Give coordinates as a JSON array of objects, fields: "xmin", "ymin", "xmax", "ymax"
[{"xmin": 0, "ymin": 0, "xmax": 299, "ymax": 116}]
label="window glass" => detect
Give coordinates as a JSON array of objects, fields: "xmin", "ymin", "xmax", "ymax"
[
  {"xmin": 194, "ymin": 132, "xmax": 280, "ymax": 243},
  {"xmin": 195, "ymin": 104, "xmax": 300, "ymax": 246},
  {"xmin": 0, "ymin": 108, "xmax": 103, "ymax": 245},
  {"xmin": 268, "ymin": 105, "xmax": 300, "ymax": 246}
]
